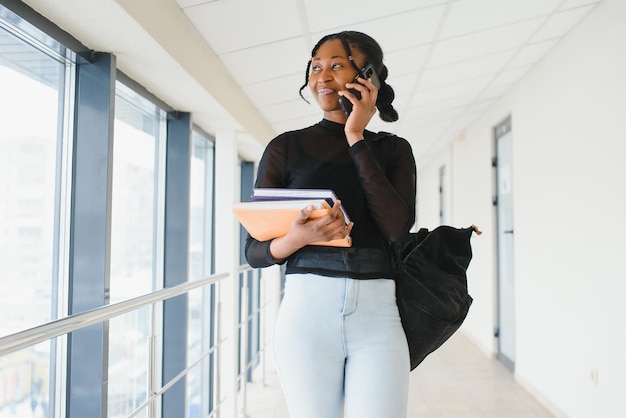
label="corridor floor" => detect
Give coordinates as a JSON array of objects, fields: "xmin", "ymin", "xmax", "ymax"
[{"xmin": 244, "ymin": 331, "xmax": 555, "ymax": 418}]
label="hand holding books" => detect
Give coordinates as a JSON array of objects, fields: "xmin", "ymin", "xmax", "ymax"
[
  {"xmin": 232, "ymin": 188, "xmax": 353, "ymax": 247},
  {"xmin": 290, "ymin": 199, "xmax": 353, "ymax": 248}
]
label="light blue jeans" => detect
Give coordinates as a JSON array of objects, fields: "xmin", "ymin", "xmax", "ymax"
[{"xmin": 273, "ymin": 273, "xmax": 410, "ymax": 418}]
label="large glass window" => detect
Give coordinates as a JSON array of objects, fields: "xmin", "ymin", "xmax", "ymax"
[
  {"xmin": 109, "ymin": 82, "xmax": 166, "ymax": 301},
  {"xmin": 189, "ymin": 129, "xmax": 214, "ymax": 283},
  {"xmin": 108, "ymin": 81, "xmax": 166, "ymax": 417},
  {"xmin": 0, "ymin": 6, "xmax": 74, "ymax": 417},
  {"xmin": 187, "ymin": 130, "xmax": 216, "ymax": 417}
]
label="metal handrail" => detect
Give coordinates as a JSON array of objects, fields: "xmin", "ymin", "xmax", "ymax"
[
  {"xmin": 0, "ymin": 266, "xmax": 270, "ymax": 418},
  {"xmin": 129, "ymin": 336, "xmax": 225, "ymax": 418},
  {"xmin": 0, "ymin": 272, "xmax": 229, "ymax": 356}
]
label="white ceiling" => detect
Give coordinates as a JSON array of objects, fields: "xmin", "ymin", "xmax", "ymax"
[{"xmin": 175, "ymin": 0, "xmax": 603, "ymax": 162}]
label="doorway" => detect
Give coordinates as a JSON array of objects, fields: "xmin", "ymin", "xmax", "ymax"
[{"xmin": 494, "ymin": 116, "xmax": 515, "ymax": 371}]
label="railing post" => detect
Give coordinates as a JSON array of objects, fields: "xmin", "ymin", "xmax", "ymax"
[
  {"xmin": 239, "ymin": 283, "xmax": 249, "ymax": 418},
  {"xmin": 215, "ymin": 301, "xmax": 222, "ymax": 418},
  {"xmin": 147, "ymin": 334, "xmax": 157, "ymax": 418},
  {"xmin": 260, "ymin": 274, "xmax": 267, "ymax": 386}
]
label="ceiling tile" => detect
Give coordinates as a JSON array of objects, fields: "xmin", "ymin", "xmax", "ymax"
[
  {"xmin": 530, "ymin": 5, "xmax": 596, "ymax": 43},
  {"xmin": 414, "ymin": 74, "xmax": 494, "ymax": 105},
  {"xmin": 243, "ymin": 73, "xmax": 307, "ymax": 107},
  {"xmin": 489, "ymin": 66, "xmax": 532, "ymax": 89},
  {"xmin": 309, "ymin": 5, "xmax": 446, "ymax": 54},
  {"xmin": 440, "ymin": 0, "xmax": 562, "ymax": 39},
  {"xmin": 401, "ymin": 115, "xmax": 454, "ymax": 135},
  {"xmin": 168, "ymin": 0, "xmax": 605, "ymax": 164},
  {"xmin": 558, "ymin": 0, "xmax": 602, "ymax": 10},
  {"xmin": 260, "ymin": 99, "xmax": 317, "ymax": 125},
  {"xmin": 463, "ymin": 98, "xmax": 497, "ymax": 116},
  {"xmin": 410, "ymin": 125, "xmax": 450, "ymax": 144},
  {"xmin": 408, "ymin": 121, "xmax": 446, "ymax": 138},
  {"xmin": 417, "ymin": 108, "xmax": 467, "ymax": 127},
  {"xmin": 428, "ymin": 18, "xmax": 545, "ymax": 68},
  {"xmin": 419, "ymin": 50, "xmax": 516, "ymax": 90},
  {"xmin": 410, "ymin": 93, "xmax": 478, "ymax": 116},
  {"xmin": 475, "ymin": 83, "xmax": 510, "ymax": 102},
  {"xmin": 506, "ymin": 39, "xmax": 559, "ymax": 68},
  {"xmin": 385, "ymin": 72, "xmax": 420, "ymax": 98},
  {"xmin": 384, "ymin": 44, "xmax": 431, "ymax": 79},
  {"xmin": 181, "ymin": 0, "xmax": 302, "ymax": 54},
  {"xmin": 219, "ymin": 37, "xmax": 310, "ymax": 85},
  {"xmin": 303, "ymin": 0, "xmax": 446, "ymax": 34}
]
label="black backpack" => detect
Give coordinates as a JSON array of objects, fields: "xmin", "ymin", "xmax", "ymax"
[{"xmin": 393, "ymin": 225, "xmax": 478, "ymax": 370}]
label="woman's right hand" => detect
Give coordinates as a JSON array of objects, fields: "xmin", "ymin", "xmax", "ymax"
[{"xmin": 269, "ymin": 201, "xmax": 353, "ymax": 261}]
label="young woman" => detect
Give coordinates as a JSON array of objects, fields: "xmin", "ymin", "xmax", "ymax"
[{"xmin": 245, "ymin": 31, "xmax": 416, "ymax": 418}]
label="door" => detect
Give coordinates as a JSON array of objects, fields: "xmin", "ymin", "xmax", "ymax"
[{"xmin": 495, "ymin": 117, "xmax": 516, "ymax": 370}]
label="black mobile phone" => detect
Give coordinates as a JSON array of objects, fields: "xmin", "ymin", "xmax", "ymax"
[{"xmin": 339, "ymin": 63, "xmax": 381, "ymax": 117}]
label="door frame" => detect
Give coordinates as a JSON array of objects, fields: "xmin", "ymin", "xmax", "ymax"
[{"xmin": 493, "ymin": 115, "xmax": 516, "ymax": 372}]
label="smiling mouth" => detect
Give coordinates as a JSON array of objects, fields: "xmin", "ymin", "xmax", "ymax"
[{"xmin": 317, "ymin": 87, "xmax": 335, "ymax": 96}]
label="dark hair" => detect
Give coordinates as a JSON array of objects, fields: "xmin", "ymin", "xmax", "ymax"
[{"xmin": 299, "ymin": 31, "xmax": 399, "ymax": 122}]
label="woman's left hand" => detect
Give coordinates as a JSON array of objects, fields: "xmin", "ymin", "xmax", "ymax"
[{"xmin": 340, "ymin": 76, "xmax": 379, "ymax": 145}]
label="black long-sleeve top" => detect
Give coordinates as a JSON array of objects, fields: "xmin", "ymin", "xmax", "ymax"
[{"xmin": 244, "ymin": 118, "xmax": 416, "ymax": 279}]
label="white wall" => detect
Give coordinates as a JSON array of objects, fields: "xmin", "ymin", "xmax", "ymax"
[{"xmin": 416, "ymin": 0, "xmax": 626, "ymax": 416}]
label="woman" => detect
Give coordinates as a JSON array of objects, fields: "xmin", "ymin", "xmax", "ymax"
[{"xmin": 245, "ymin": 31, "xmax": 416, "ymax": 418}]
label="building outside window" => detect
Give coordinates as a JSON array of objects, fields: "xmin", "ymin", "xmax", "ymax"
[
  {"xmin": 0, "ymin": 5, "xmax": 74, "ymax": 417},
  {"xmin": 187, "ymin": 129, "xmax": 216, "ymax": 417},
  {"xmin": 107, "ymin": 81, "xmax": 167, "ymax": 418}
]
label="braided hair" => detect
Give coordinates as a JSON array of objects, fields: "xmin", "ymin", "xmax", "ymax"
[{"xmin": 299, "ymin": 31, "xmax": 399, "ymax": 122}]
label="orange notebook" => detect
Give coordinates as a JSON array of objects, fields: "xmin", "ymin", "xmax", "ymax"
[{"xmin": 232, "ymin": 199, "xmax": 352, "ymax": 247}]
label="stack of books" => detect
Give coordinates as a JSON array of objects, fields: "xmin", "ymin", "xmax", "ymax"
[{"xmin": 233, "ymin": 188, "xmax": 352, "ymax": 247}]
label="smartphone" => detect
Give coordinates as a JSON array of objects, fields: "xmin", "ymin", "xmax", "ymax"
[{"xmin": 339, "ymin": 63, "xmax": 381, "ymax": 117}]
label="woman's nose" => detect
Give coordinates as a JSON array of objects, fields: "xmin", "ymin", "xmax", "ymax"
[{"xmin": 318, "ymin": 67, "xmax": 332, "ymax": 82}]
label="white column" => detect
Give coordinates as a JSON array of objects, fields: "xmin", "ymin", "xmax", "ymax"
[{"xmin": 214, "ymin": 130, "xmax": 240, "ymax": 418}]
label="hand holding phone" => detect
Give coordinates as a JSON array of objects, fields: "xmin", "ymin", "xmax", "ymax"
[{"xmin": 339, "ymin": 63, "xmax": 381, "ymax": 118}]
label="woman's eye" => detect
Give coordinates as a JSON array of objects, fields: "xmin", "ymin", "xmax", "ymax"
[{"xmin": 310, "ymin": 63, "xmax": 343, "ymax": 74}]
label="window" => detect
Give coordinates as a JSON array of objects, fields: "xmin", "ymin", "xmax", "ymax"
[
  {"xmin": 1, "ymin": 4, "xmax": 237, "ymax": 417},
  {"xmin": 187, "ymin": 129, "xmax": 216, "ymax": 416},
  {"xmin": 108, "ymin": 81, "xmax": 167, "ymax": 417},
  {"xmin": 188, "ymin": 129, "xmax": 215, "ymax": 283},
  {"xmin": 0, "ymin": 6, "xmax": 74, "ymax": 417},
  {"xmin": 109, "ymin": 81, "xmax": 166, "ymax": 300}
]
